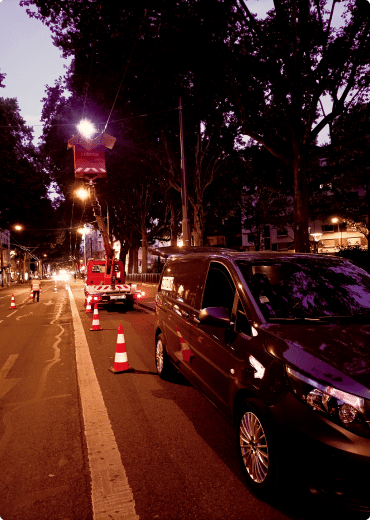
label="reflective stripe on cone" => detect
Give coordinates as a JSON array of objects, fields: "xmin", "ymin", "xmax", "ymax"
[{"xmin": 86, "ymin": 297, "xmax": 93, "ymax": 313}]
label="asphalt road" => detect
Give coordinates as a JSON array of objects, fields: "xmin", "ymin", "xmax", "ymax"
[{"xmin": 0, "ymin": 280, "xmax": 369, "ymax": 520}]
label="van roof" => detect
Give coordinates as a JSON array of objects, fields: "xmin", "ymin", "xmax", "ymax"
[
  {"xmin": 152, "ymin": 247, "xmax": 342, "ymax": 263},
  {"xmin": 149, "ymin": 246, "xmax": 237, "ymax": 258}
]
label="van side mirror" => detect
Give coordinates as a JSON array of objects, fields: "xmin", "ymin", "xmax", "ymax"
[{"xmin": 199, "ymin": 307, "xmax": 231, "ymax": 328}]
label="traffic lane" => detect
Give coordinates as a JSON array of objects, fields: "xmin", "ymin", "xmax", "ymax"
[
  {"xmin": 0, "ymin": 283, "xmax": 92, "ymax": 520},
  {"xmin": 74, "ymin": 287, "xmax": 370, "ymax": 520},
  {"xmin": 72, "ymin": 290, "xmax": 302, "ymax": 520}
]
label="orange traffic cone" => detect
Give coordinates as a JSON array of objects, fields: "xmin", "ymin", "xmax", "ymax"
[
  {"xmin": 10, "ymin": 295, "xmax": 16, "ymax": 310},
  {"xmin": 54, "ymin": 284, "xmax": 57, "ymax": 292},
  {"xmin": 85, "ymin": 297, "xmax": 93, "ymax": 313},
  {"xmin": 109, "ymin": 324, "xmax": 134, "ymax": 374},
  {"xmin": 90, "ymin": 304, "xmax": 102, "ymax": 331},
  {"xmin": 175, "ymin": 326, "xmax": 194, "ymax": 362},
  {"xmin": 30, "ymin": 289, "xmax": 34, "ymax": 299}
]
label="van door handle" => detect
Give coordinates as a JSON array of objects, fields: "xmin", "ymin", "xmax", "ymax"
[{"xmin": 182, "ymin": 310, "xmax": 189, "ymax": 319}]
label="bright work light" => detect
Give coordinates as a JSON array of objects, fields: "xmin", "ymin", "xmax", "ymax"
[{"xmin": 77, "ymin": 119, "xmax": 96, "ymax": 139}]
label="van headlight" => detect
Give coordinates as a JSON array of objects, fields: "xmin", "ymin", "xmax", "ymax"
[{"xmin": 286, "ymin": 366, "xmax": 370, "ymax": 437}]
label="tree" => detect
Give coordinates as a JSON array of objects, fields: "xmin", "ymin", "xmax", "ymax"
[
  {"xmin": 219, "ymin": 0, "xmax": 370, "ymax": 251},
  {"xmin": 311, "ymin": 102, "xmax": 370, "ymax": 252},
  {"xmin": 22, "ymin": 0, "xmax": 370, "ymax": 255},
  {"xmin": 238, "ymin": 145, "xmax": 293, "ymax": 250},
  {"xmin": 0, "ymin": 97, "xmax": 54, "ymax": 231},
  {"xmin": 21, "ymin": 0, "xmax": 242, "ymax": 250}
]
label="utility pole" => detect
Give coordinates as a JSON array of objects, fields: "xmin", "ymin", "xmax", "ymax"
[{"xmin": 179, "ymin": 97, "xmax": 191, "ymax": 247}]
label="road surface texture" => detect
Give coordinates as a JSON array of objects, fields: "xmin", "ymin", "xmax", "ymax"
[{"xmin": 0, "ymin": 280, "xmax": 368, "ymax": 520}]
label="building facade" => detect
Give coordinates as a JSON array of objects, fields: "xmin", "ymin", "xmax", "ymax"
[{"xmin": 0, "ymin": 229, "xmax": 11, "ymax": 285}]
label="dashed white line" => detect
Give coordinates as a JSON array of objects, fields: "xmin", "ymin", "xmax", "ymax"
[{"xmin": 67, "ymin": 286, "xmax": 139, "ymax": 520}]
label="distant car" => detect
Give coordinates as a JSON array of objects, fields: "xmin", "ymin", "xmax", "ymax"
[{"xmin": 154, "ymin": 250, "xmax": 370, "ymax": 511}]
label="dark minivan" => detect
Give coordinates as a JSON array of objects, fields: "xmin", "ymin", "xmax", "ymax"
[{"xmin": 154, "ymin": 249, "xmax": 370, "ymax": 511}]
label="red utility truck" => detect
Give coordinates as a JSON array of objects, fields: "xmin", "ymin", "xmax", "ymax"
[{"xmin": 83, "ymin": 195, "xmax": 140, "ymax": 310}]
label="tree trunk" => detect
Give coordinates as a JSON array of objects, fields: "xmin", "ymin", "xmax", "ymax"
[
  {"xmin": 141, "ymin": 220, "xmax": 148, "ymax": 273},
  {"xmin": 193, "ymin": 203, "xmax": 203, "ymax": 246},
  {"xmin": 254, "ymin": 217, "xmax": 261, "ymax": 251},
  {"xmin": 128, "ymin": 248, "xmax": 134, "ymax": 274},
  {"xmin": 292, "ymin": 149, "xmax": 310, "ymax": 253},
  {"xmin": 119, "ymin": 240, "xmax": 129, "ymax": 274},
  {"xmin": 133, "ymin": 248, "xmax": 139, "ymax": 273}
]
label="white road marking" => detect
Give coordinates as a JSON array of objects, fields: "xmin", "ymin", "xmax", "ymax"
[
  {"xmin": 16, "ymin": 312, "xmax": 34, "ymax": 321},
  {"xmin": 6, "ymin": 311, "xmax": 17, "ymax": 318},
  {"xmin": 67, "ymin": 287, "xmax": 139, "ymax": 520},
  {"xmin": 0, "ymin": 355, "xmax": 21, "ymax": 400}
]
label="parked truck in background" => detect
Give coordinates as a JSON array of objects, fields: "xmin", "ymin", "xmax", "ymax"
[{"xmin": 83, "ymin": 191, "xmax": 141, "ymax": 310}]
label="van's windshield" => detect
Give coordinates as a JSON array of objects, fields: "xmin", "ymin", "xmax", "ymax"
[{"xmin": 236, "ymin": 258, "xmax": 370, "ymax": 322}]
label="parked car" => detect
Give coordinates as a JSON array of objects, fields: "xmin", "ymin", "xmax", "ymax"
[{"xmin": 154, "ymin": 249, "xmax": 370, "ymax": 511}]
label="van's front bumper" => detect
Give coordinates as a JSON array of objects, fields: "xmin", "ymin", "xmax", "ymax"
[{"xmin": 272, "ymin": 392, "xmax": 370, "ymax": 512}]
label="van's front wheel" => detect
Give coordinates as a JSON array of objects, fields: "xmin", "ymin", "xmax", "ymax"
[
  {"xmin": 237, "ymin": 398, "xmax": 279, "ymax": 500},
  {"xmin": 155, "ymin": 333, "xmax": 173, "ymax": 380}
]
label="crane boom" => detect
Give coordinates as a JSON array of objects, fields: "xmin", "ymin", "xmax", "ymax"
[{"xmin": 91, "ymin": 198, "xmax": 114, "ymax": 259}]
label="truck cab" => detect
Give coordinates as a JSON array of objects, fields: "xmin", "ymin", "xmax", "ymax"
[{"xmin": 86, "ymin": 260, "xmax": 124, "ymax": 286}]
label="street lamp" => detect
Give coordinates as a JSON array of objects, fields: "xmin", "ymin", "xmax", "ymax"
[
  {"xmin": 75, "ymin": 187, "xmax": 90, "ymax": 201},
  {"xmin": 331, "ymin": 217, "xmax": 343, "ymax": 247}
]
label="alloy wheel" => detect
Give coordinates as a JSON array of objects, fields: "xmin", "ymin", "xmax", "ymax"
[{"xmin": 239, "ymin": 411, "xmax": 269, "ymax": 484}]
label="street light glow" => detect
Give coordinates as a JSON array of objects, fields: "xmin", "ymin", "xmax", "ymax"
[
  {"xmin": 77, "ymin": 119, "xmax": 96, "ymax": 139},
  {"xmin": 14, "ymin": 224, "xmax": 23, "ymax": 231},
  {"xmin": 75, "ymin": 187, "xmax": 90, "ymax": 200}
]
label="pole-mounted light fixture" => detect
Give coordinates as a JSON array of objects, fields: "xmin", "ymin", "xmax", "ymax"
[
  {"xmin": 75, "ymin": 187, "xmax": 90, "ymax": 200},
  {"xmin": 77, "ymin": 120, "xmax": 96, "ymax": 139}
]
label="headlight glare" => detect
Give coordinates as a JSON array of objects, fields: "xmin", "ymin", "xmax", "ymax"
[{"xmin": 286, "ymin": 366, "xmax": 369, "ymax": 436}]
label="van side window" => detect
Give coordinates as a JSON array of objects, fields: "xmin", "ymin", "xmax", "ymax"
[
  {"xmin": 202, "ymin": 262, "xmax": 235, "ymax": 315},
  {"xmin": 236, "ymin": 298, "xmax": 252, "ymax": 336},
  {"xmin": 159, "ymin": 268, "xmax": 174, "ymax": 296},
  {"xmin": 159, "ymin": 260, "xmax": 201, "ymax": 307}
]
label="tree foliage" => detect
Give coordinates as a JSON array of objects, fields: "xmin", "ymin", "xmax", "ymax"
[
  {"xmin": 20, "ymin": 0, "xmax": 370, "ymax": 257},
  {"xmin": 221, "ymin": 0, "xmax": 370, "ymax": 251},
  {"xmin": 0, "ymin": 97, "xmax": 53, "ymax": 230}
]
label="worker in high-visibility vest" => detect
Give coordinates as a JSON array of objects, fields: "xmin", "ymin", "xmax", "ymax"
[{"xmin": 31, "ymin": 278, "xmax": 41, "ymax": 302}]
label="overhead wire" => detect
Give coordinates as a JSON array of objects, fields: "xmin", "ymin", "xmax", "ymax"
[
  {"xmin": 81, "ymin": 0, "xmax": 104, "ymax": 120},
  {"xmin": 0, "ymin": 106, "xmax": 180, "ymax": 131},
  {"xmin": 103, "ymin": 5, "xmax": 150, "ymax": 133}
]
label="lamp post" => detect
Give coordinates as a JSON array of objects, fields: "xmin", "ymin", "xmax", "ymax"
[
  {"xmin": 331, "ymin": 217, "xmax": 343, "ymax": 248},
  {"xmin": 178, "ymin": 97, "xmax": 191, "ymax": 247},
  {"xmin": 13, "ymin": 225, "xmax": 24, "ymax": 283}
]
